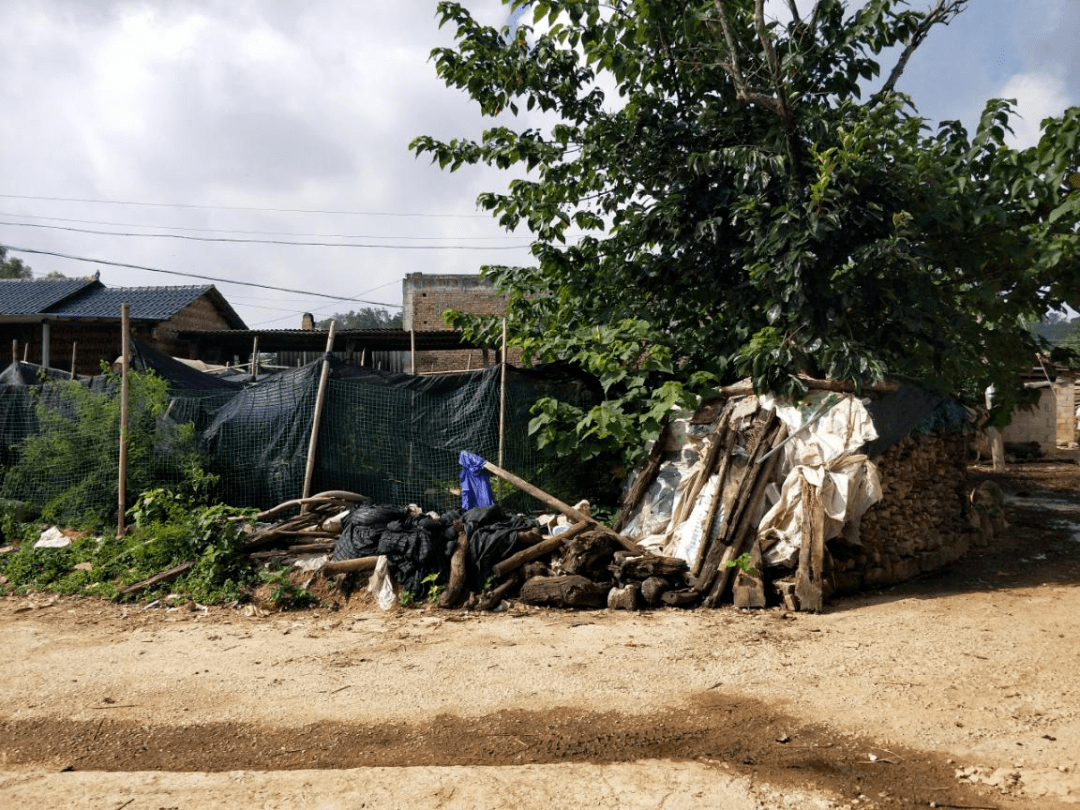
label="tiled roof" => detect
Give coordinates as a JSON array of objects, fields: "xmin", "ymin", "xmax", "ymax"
[
  {"xmin": 0, "ymin": 280, "xmax": 247, "ymax": 328},
  {"xmin": 0, "ymin": 278, "xmax": 101, "ymax": 315},
  {"xmin": 48, "ymin": 285, "xmax": 213, "ymax": 320}
]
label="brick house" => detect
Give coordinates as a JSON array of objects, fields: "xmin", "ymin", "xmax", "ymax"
[
  {"xmin": 0, "ymin": 277, "xmax": 246, "ymax": 376},
  {"xmin": 401, "ymin": 272, "xmax": 520, "ymax": 373}
]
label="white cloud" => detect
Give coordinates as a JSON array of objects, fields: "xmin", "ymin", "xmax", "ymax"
[
  {"xmin": 997, "ymin": 72, "xmax": 1071, "ymax": 149},
  {"xmin": 0, "ymin": 0, "xmax": 1075, "ymax": 329}
]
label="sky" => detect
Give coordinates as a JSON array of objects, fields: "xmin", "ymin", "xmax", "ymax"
[{"xmin": 0, "ymin": 0, "xmax": 1076, "ymax": 330}]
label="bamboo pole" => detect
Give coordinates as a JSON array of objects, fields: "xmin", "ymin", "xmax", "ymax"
[
  {"xmin": 498, "ymin": 315, "xmax": 508, "ymax": 470},
  {"xmin": 410, "ymin": 328, "xmax": 416, "ymax": 375},
  {"xmin": 70, "ymin": 341, "xmax": 77, "ymax": 380},
  {"xmin": 301, "ymin": 321, "xmax": 337, "ymax": 510},
  {"xmin": 251, "ymin": 334, "xmax": 260, "ymax": 378},
  {"xmin": 117, "ymin": 304, "xmax": 131, "ymax": 539},
  {"xmin": 11, "ymin": 340, "xmax": 16, "ymax": 365}
]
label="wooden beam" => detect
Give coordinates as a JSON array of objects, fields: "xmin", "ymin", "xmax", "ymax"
[
  {"xmin": 117, "ymin": 303, "xmax": 130, "ymax": 540},
  {"xmin": 322, "ymin": 556, "xmax": 379, "ymax": 575},
  {"xmin": 117, "ymin": 561, "xmax": 194, "ymax": 597},
  {"xmin": 481, "ymin": 460, "xmax": 643, "ymax": 554},
  {"xmin": 302, "ymin": 321, "xmax": 337, "ymax": 507}
]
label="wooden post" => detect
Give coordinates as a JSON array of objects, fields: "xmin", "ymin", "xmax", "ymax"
[
  {"xmin": 410, "ymin": 329, "xmax": 416, "ymax": 375},
  {"xmin": 70, "ymin": 341, "xmax": 77, "ymax": 380},
  {"xmin": 117, "ymin": 304, "xmax": 131, "ymax": 539},
  {"xmin": 22, "ymin": 344, "xmax": 28, "ymax": 362},
  {"xmin": 11, "ymin": 340, "xmax": 16, "ymax": 366},
  {"xmin": 41, "ymin": 322, "xmax": 51, "ymax": 369},
  {"xmin": 302, "ymin": 321, "xmax": 337, "ymax": 509},
  {"xmin": 251, "ymin": 335, "xmax": 260, "ymax": 378},
  {"xmin": 498, "ymin": 316, "xmax": 508, "ymax": 470}
]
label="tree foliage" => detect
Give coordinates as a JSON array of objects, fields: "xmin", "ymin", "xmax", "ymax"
[
  {"xmin": 413, "ymin": 0, "xmax": 1080, "ymax": 466},
  {"xmin": 0, "ymin": 246, "xmax": 32, "ymax": 280},
  {"xmin": 317, "ymin": 307, "xmax": 403, "ymax": 330}
]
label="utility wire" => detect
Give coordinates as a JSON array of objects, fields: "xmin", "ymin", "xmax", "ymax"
[
  {"xmin": 0, "ymin": 192, "xmax": 492, "ymax": 218},
  {"xmin": 0, "ymin": 219, "xmax": 531, "ymax": 250},
  {"xmin": 0, "ymin": 210, "xmax": 532, "ymax": 242},
  {"xmin": 3, "ymin": 244, "xmax": 402, "ymax": 307}
]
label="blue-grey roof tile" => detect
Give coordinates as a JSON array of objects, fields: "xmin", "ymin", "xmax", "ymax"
[
  {"xmin": 49, "ymin": 285, "xmax": 213, "ymax": 320},
  {"xmin": 0, "ymin": 278, "xmax": 101, "ymax": 315}
]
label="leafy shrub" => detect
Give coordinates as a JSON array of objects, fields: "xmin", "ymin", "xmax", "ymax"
[{"xmin": 0, "ymin": 367, "xmax": 210, "ymax": 529}]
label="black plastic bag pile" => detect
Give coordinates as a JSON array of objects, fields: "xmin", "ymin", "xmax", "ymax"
[{"xmin": 334, "ymin": 503, "xmax": 538, "ymax": 596}]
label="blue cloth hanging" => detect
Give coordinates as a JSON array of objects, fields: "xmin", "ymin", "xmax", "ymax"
[{"xmin": 459, "ymin": 451, "xmax": 495, "ymax": 510}]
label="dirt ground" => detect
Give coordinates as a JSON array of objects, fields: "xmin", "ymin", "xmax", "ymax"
[{"xmin": 1, "ymin": 462, "xmax": 1079, "ymax": 810}]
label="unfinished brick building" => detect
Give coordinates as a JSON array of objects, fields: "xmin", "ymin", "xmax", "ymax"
[{"xmin": 401, "ymin": 272, "xmax": 521, "ymax": 373}]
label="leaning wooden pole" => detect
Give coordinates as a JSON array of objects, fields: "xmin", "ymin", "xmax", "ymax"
[
  {"xmin": 117, "ymin": 304, "xmax": 131, "ymax": 539},
  {"xmin": 70, "ymin": 341, "xmax": 78, "ymax": 380},
  {"xmin": 498, "ymin": 315, "xmax": 508, "ymax": 470},
  {"xmin": 481, "ymin": 460, "xmax": 643, "ymax": 554},
  {"xmin": 251, "ymin": 334, "xmax": 260, "ymax": 378},
  {"xmin": 301, "ymin": 321, "xmax": 337, "ymax": 510}
]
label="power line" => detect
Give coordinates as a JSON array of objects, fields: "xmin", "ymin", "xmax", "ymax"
[
  {"xmin": 0, "ymin": 192, "xmax": 492, "ymax": 218},
  {"xmin": 3, "ymin": 244, "xmax": 403, "ymax": 307},
  {"xmin": 0, "ymin": 219, "xmax": 532, "ymax": 250},
  {"xmin": 0, "ymin": 210, "xmax": 531, "ymax": 242}
]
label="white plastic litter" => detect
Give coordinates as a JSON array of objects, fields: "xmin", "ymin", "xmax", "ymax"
[
  {"xmin": 34, "ymin": 526, "xmax": 71, "ymax": 549},
  {"xmin": 368, "ymin": 555, "xmax": 397, "ymax": 611}
]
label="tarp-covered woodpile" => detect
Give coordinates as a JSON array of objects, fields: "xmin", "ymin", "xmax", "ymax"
[
  {"xmin": 612, "ymin": 379, "xmax": 973, "ymax": 611},
  {"xmin": 229, "ymin": 460, "xmax": 704, "ymax": 612}
]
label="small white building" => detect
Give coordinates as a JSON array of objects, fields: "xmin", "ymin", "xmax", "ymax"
[{"xmin": 1000, "ymin": 369, "xmax": 1078, "ymax": 460}]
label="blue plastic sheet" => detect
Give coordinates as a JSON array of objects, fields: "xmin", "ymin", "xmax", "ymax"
[{"xmin": 459, "ymin": 451, "xmax": 495, "ymax": 510}]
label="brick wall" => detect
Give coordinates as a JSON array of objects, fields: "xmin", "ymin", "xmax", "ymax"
[{"xmin": 402, "ymin": 273, "xmax": 522, "ymax": 369}]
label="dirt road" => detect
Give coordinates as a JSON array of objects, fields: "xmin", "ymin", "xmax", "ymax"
[{"xmin": 1, "ymin": 463, "xmax": 1079, "ymax": 809}]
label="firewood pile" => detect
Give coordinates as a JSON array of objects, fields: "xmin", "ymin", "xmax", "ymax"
[
  {"xmin": 615, "ymin": 394, "xmax": 814, "ymax": 609},
  {"xmin": 244, "ymin": 491, "xmax": 369, "ymax": 562},
  {"xmin": 614, "ymin": 381, "xmax": 973, "ymax": 612},
  {"xmin": 833, "ymin": 431, "xmax": 970, "ymax": 593}
]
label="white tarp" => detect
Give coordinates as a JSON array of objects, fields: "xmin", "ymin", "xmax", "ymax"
[
  {"xmin": 621, "ymin": 387, "xmax": 885, "ymax": 571},
  {"xmin": 756, "ymin": 392, "xmax": 882, "ymax": 567}
]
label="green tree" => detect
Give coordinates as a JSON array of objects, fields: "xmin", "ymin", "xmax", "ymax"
[
  {"xmin": 317, "ymin": 307, "xmax": 402, "ymax": 330},
  {"xmin": 0, "ymin": 246, "xmax": 32, "ymax": 279},
  {"xmin": 413, "ymin": 0, "xmax": 1080, "ymax": 467}
]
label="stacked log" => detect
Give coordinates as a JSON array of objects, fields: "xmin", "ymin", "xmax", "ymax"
[{"xmin": 830, "ymin": 432, "xmax": 969, "ymax": 593}]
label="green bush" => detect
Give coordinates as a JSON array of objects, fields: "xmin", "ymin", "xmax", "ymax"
[{"xmin": 0, "ymin": 368, "xmax": 208, "ymax": 529}]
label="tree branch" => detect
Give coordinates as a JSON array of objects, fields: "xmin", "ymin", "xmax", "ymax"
[
  {"xmin": 713, "ymin": 0, "xmax": 803, "ymax": 180},
  {"xmin": 784, "ymin": 0, "xmax": 802, "ymax": 26},
  {"xmin": 876, "ymin": 0, "xmax": 968, "ymax": 100},
  {"xmin": 714, "ymin": 0, "xmax": 783, "ymax": 115},
  {"xmin": 754, "ymin": 0, "xmax": 803, "ymax": 180}
]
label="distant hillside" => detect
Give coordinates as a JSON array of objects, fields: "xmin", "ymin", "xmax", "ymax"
[{"xmin": 1034, "ymin": 317, "xmax": 1079, "ymax": 346}]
